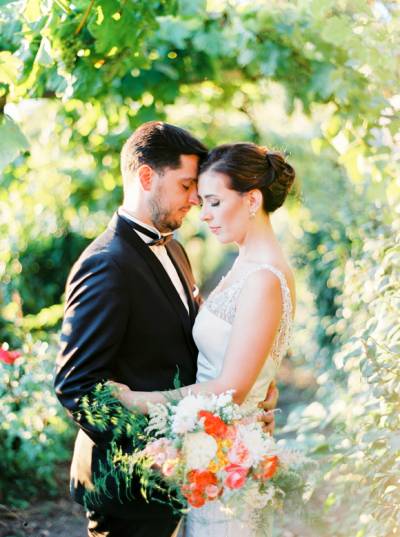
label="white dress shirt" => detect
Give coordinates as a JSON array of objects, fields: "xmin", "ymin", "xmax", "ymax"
[{"xmin": 118, "ymin": 207, "xmax": 189, "ymax": 312}]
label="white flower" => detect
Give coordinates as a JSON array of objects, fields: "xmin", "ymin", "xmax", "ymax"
[
  {"xmin": 146, "ymin": 403, "xmax": 169, "ymax": 435},
  {"xmin": 184, "ymin": 431, "xmax": 218, "ymax": 470},
  {"xmin": 171, "ymin": 393, "xmax": 215, "ymax": 434},
  {"xmin": 237, "ymin": 423, "xmax": 276, "ymax": 465},
  {"xmin": 216, "ymin": 390, "xmax": 235, "ymax": 408}
]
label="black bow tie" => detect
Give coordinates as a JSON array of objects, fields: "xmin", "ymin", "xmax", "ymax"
[
  {"xmin": 122, "ymin": 217, "xmax": 173, "ymax": 247},
  {"xmin": 148, "ymin": 235, "xmax": 173, "ymax": 247}
]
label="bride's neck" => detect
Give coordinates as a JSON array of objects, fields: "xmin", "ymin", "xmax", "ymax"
[{"xmin": 237, "ymin": 213, "xmax": 279, "ymax": 261}]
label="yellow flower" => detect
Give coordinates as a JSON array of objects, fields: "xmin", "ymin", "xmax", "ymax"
[
  {"xmin": 208, "ymin": 460, "xmax": 219, "ymax": 473},
  {"xmin": 219, "ymin": 439, "xmax": 233, "ymax": 450}
]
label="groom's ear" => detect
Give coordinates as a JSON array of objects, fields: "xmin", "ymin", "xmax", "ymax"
[{"xmin": 138, "ymin": 164, "xmax": 154, "ymax": 191}]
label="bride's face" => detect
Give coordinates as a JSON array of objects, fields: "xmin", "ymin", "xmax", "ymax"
[{"xmin": 198, "ymin": 170, "xmax": 250, "ymax": 244}]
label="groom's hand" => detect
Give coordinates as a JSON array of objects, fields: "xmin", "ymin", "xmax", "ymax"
[{"xmin": 258, "ymin": 380, "xmax": 279, "ymax": 435}]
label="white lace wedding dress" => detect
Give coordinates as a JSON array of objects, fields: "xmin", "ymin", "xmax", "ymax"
[{"xmin": 182, "ymin": 262, "xmax": 293, "ymax": 537}]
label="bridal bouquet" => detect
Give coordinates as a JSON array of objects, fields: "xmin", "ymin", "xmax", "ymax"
[
  {"xmin": 81, "ymin": 385, "xmax": 314, "ymax": 517},
  {"xmin": 135, "ymin": 390, "xmax": 312, "ymax": 514}
]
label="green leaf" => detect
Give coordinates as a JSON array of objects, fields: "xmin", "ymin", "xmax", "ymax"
[
  {"xmin": 157, "ymin": 16, "xmax": 191, "ymax": 49},
  {"xmin": 321, "ymin": 16, "xmax": 352, "ymax": 46},
  {"xmin": 310, "ymin": 63, "xmax": 335, "ymax": 100},
  {"xmin": 178, "ymin": 0, "xmax": 206, "ymax": 18},
  {"xmin": 310, "ymin": 0, "xmax": 333, "ymax": 19},
  {"xmin": 192, "ymin": 28, "xmax": 225, "ymax": 57},
  {"xmin": 88, "ymin": 1, "xmax": 159, "ymax": 55},
  {"xmin": 0, "ymin": 51, "xmax": 22, "ymax": 85},
  {"xmin": 0, "ymin": 115, "xmax": 29, "ymax": 172},
  {"xmin": 35, "ymin": 37, "xmax": 53, "ymax": 67}
]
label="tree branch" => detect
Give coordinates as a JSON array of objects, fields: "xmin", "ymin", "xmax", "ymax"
[{"xmin": 75, "ymin": 0, "xmax": 96, "ymax": 35}]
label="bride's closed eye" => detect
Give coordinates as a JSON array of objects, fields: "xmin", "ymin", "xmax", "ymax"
[{"xmin": 210, "ymin": 200, "xmax": 220, "ymax": 207}]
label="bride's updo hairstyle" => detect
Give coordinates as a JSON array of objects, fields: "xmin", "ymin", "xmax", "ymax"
[{"xmin": 200, "ymin": 143, "xmax": 295, "ymax": 213}]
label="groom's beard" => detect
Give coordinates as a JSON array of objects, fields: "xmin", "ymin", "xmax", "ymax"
[{"xmin": 149, "ymin": 196, "xmax": 183, "ymax": 233}]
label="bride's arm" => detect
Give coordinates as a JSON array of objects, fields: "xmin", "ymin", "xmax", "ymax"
[{"xmin": 114, "ymin": 270, "xmax": 284, "ymax": 413}]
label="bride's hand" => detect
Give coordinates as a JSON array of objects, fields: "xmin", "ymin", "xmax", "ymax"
[
  {"xmin": 107, "ymin": 380, "xmax": 131, "ymax": 403},
  {"xmin": 106, "ymin": 381, "xmax": 152, "ymax": 413}
]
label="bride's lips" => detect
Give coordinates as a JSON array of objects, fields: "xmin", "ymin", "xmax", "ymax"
[{"xmin": 209, "ymin": 226, "xmax": 221, "ymax": 234}]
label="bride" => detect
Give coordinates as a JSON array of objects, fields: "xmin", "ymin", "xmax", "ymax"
[{"xmin": 112, "ymin": 142, "xmax": 296, "ymax": 536}]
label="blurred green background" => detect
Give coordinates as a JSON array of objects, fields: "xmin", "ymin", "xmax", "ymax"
[{"xmin": 0, "ymin": 1, "xmax": 399, "ymax": 535}]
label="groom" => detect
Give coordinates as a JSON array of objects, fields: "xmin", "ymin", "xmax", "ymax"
[{"xmin": 55, "ymin": 121, "xmax": 278, "ymax": 537}]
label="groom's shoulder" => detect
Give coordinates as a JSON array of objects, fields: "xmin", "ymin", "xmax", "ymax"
[{"xmin": 67, "ymin": 227, "xmax": 127, "ymax": 280}]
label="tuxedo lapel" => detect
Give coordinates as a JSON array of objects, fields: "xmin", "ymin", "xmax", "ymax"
[
  {"xmin": 109, "ymin": 214, "xmax": 193, "ymax": 340},
  {"xmin": 166, "ymin": 242, "xmax": 197, "ymax": 325}
]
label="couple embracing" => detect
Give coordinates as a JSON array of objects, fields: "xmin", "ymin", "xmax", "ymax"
[{"xmin": 54, "ymin": 121, "xmax": 296, "ymax": 537}]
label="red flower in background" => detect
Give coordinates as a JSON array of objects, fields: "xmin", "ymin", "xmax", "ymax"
[{"xmin": 0, "ymin": 347, "xmax": 21, "ymax": 365}]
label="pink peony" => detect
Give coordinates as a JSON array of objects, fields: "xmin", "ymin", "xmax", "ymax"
[
  {"xmin": 227, "ymin": 438, "xmax": 252, "ymax": 467},
  {"xmin": 143, "ymin": 438, "xmax": 178, "ymax": 468},
  {"xmin": 205, "ymin": 484, "xmax": 220, "ymax": 500},
  {"xmin": 224, "ymin": 463, "xmax": 248, "ymax": 490}
]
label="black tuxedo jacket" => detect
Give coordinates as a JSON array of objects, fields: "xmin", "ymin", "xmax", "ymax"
[{"xmin": 54, "ymin": 213, "xmax": 199, "ymax": 520}]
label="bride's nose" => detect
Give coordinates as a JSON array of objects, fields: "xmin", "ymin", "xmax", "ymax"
[{"xmin": 200, "ymin": 205, "xmax": 211, "ymax": 222}]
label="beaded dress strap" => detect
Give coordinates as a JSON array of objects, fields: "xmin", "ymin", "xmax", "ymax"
[{"xmin": 206, "ymin": 263, "xmax": 293, "ymax": 330}]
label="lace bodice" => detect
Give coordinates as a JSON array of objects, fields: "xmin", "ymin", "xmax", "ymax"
[{"xmin": 205, "ymin": 263, "xmax": 293, "ymax": 368}]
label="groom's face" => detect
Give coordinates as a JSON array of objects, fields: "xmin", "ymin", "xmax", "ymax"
[{"xmin": 149, "ymin": 154, "xmax": 200, "ymax": 232}]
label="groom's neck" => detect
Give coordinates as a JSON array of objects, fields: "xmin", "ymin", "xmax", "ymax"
[{"xmin": 120, "ymin": 202, "xmax": 155, "ymax": 229}]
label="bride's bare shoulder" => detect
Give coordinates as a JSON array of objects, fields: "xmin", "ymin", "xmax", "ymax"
[{"xmin": 243, "ymin": 260, "xmax": 296, "ymax": 313}]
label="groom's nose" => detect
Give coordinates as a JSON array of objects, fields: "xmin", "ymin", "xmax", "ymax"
[{"xmin": 188, "ymin": 186, "xmax": 200, "ymax": 206}]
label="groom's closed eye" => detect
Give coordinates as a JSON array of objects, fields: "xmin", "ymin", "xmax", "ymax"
[{"xmin": 181, "ymin": 179, "xmax": 197, "ymax": 191}]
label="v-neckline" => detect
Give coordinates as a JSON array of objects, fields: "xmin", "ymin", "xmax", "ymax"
[
  {"xmin": 211, "ymin": 261, "xmax": 265, "ymax": 296},
  {"xmin": 210, "ymin": 261, "xmax": 291, "ymax": 306}
]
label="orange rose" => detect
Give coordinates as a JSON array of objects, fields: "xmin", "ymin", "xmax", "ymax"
[
  {"xmin": 187, "ymin": 469, "xmax": 217, "ymax": 489},
  {"xmin": 183, "ymin": 471, "xmax": 218, "ymax": 508},
  {"xmin": 198, "ymin": 410, "xmax": 228, "ymax": 438},
  {"xmin": 258, "ymin": 455, "xmax": 279, "ymax": 480},
  {"xmin": 186, "ymin": 490, "xmax": 206, "ymax": 508}
]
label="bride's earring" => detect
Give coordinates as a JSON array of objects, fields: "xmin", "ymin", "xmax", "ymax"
[
  {"xmin": 249, "ymin": 203, "xmax": 258, "ymax": 218},
  {"xmin": 247, "ymin": 190, "xmax": 260, "ymax": 219}
]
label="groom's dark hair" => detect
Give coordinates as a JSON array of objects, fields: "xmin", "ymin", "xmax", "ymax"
[{"xmin": 121, "ymin": 121, "xmax": 208, "ymax": 181}]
